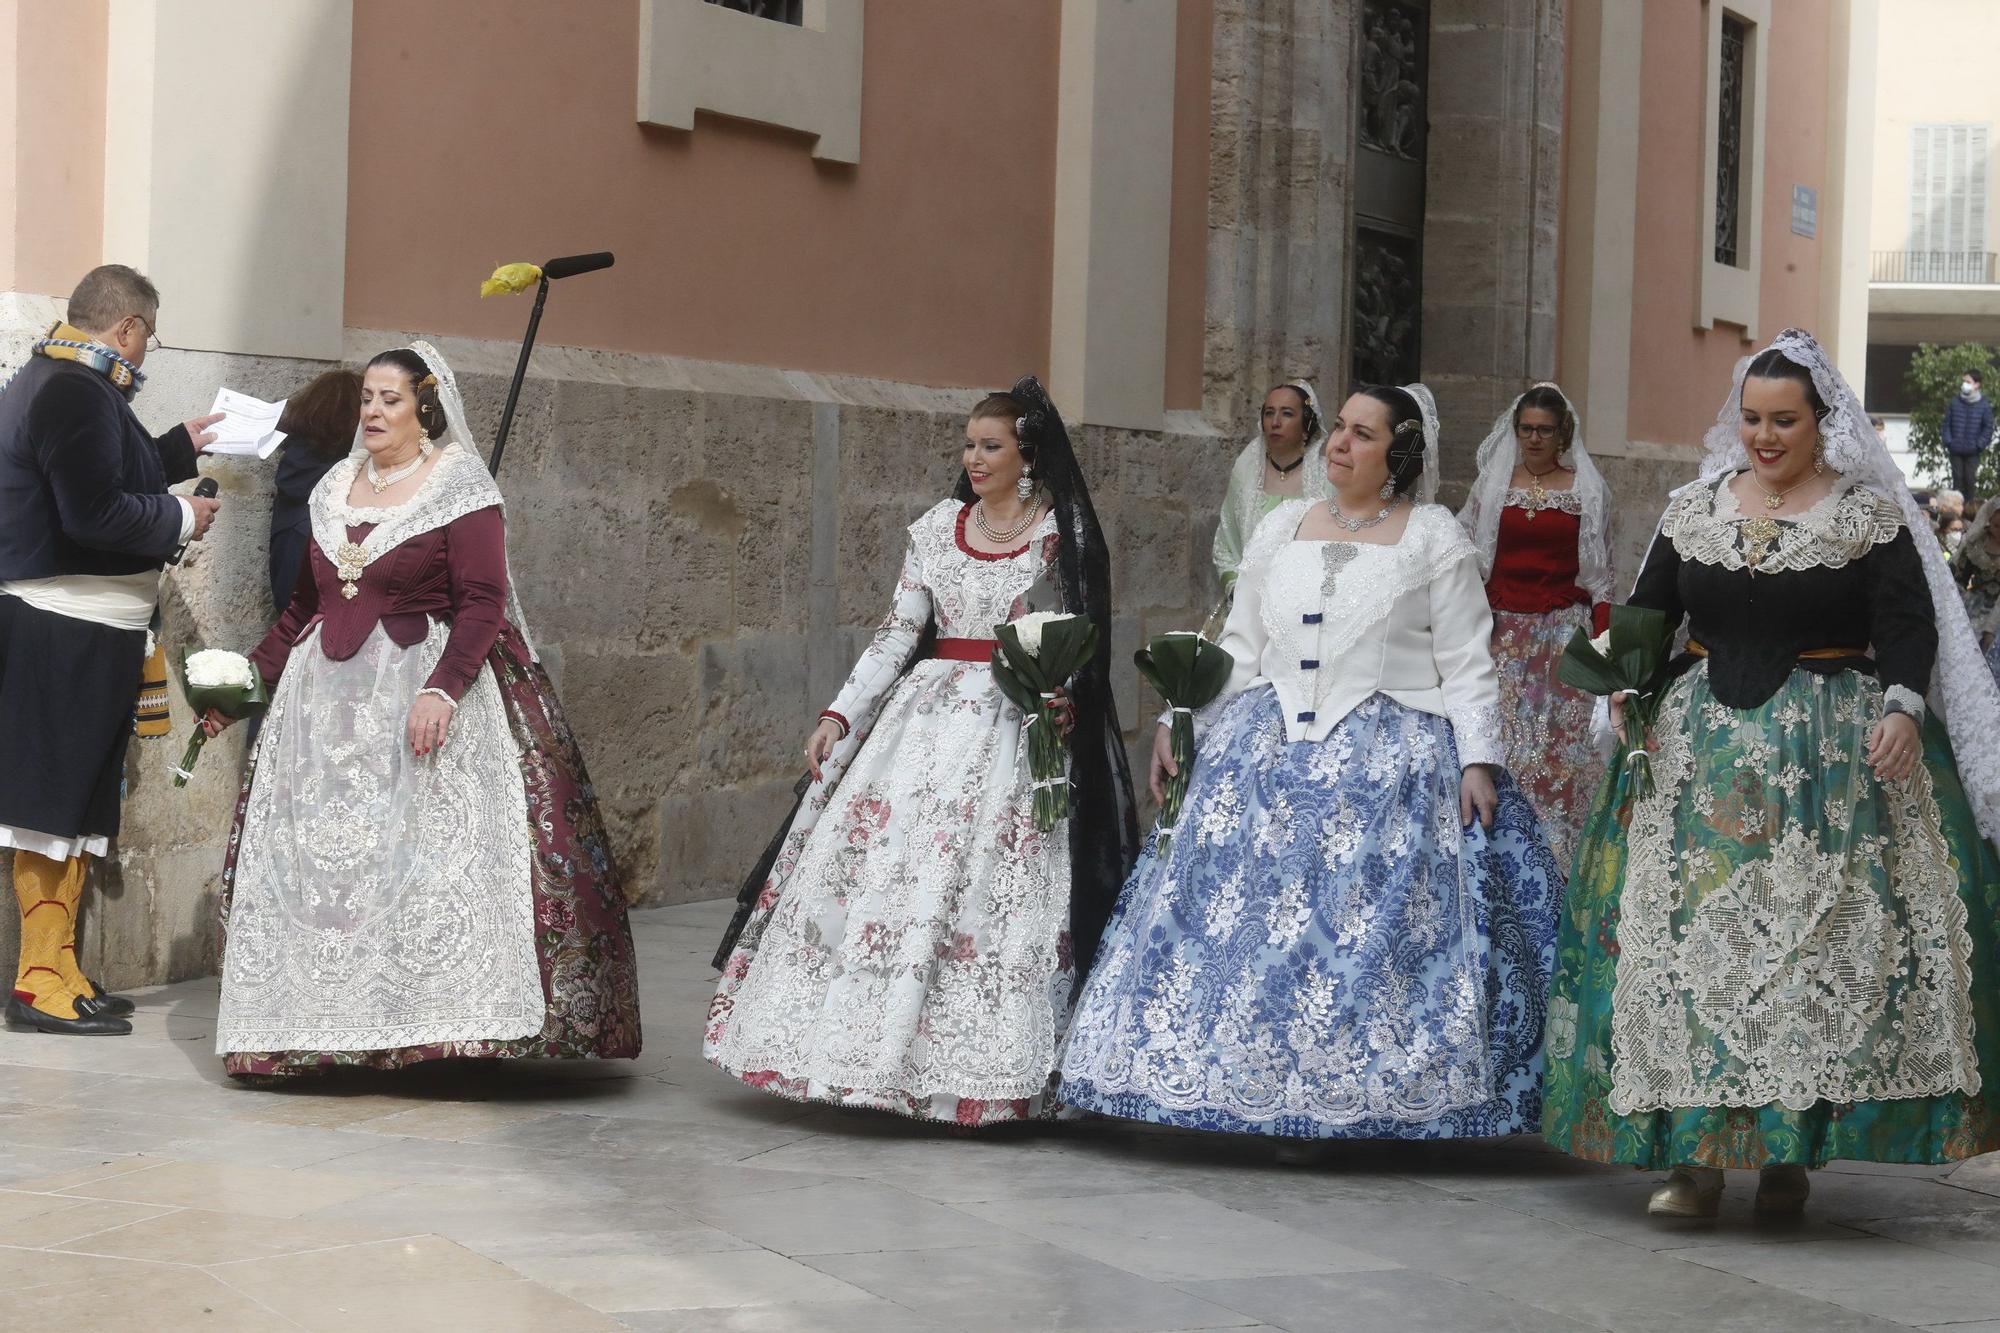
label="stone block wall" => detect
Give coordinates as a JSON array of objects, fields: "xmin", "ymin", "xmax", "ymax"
[{"xmin": 0, "ymin": 338, "xmax": 1237, "ymax": 990}]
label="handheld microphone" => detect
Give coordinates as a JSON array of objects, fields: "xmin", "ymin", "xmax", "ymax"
[
  {"xmin": 542, "ymin": 252, "xmax": 615, "ymax": 281},
  {"xmin": 167, "ymin": 476, "xmax": 218, "ymax": 567}
]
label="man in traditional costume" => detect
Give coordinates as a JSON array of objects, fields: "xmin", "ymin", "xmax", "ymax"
[{"xmin": 0, "ymin": 265, "xmax": 221, "ymax": 1035}]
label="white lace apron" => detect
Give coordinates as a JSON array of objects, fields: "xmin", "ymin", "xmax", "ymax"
[{"xmin": 216, "ymin": 619, "xmax": 540, "ymax": 1053}]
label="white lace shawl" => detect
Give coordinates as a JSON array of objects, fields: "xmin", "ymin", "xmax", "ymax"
[
  {"xmin": 322, "ymin": 340, "xmax": 539, "ymax": 660},
  {"xmin": 1456, "ymin": 384, "xmax": 1615, "ymax": 602},
  {"xmin": 1682, "ymin": 329, "xmax": 2000, "ymax": 847}
]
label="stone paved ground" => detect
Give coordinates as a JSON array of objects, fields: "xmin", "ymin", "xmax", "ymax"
[{"xmin": 5, "ymin": 899, "xmax": 2000, "ymax": 1332}]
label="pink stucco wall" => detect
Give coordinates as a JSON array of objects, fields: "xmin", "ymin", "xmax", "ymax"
[
  {"xmin": 1625, "ymin": 2, "xmax": 1833, "ymax": 447},
  {"xmin": 7, "ymin": 0, "xmax": 107, "ymax": 298},
  {"xmin": 345, "ymin": 0, "xmax": 1077, "ymax": 391}
]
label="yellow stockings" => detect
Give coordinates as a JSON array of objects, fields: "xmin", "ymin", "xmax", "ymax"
[{"xmin": 11, "ymin": 850, "xmax": 88, "ymax": 1020}]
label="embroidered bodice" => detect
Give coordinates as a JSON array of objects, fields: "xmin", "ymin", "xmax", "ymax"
[
  {"xmin": 1487, "ymin": 496, "xmax": 1605, "ymax": 626},
  {"xmin": 1199, "ymin": 501, "xmax": 1503, "ymax": 766},
  {"xmin": 825, "ymin": 500, "xmax": 1062, "ymax": 734},
  {"xmin": 1631, "ymin": 475, "xmax": 1936, "ymax": 709}
]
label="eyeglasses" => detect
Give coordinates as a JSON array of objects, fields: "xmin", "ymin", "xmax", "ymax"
[
  {"xmin": 1515, "ymin": 423, "xmax": 1561, "ymax": 441},
  {"xmin": 129, "ymin": 312, "xmax": 161, "ymax": 353}
]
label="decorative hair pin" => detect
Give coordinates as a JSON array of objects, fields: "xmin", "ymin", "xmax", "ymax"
[{"xmin": 1392, "ymin": 419, "xmax": 1425, "ymax": 440}]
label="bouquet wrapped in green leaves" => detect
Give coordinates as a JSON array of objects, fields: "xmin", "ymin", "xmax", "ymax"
[
  {"xmin": 1557, "ymin": 604, "xmax": 1676, "ymax": 800},
  {"xmin": 990, "ymin": 611, "xmax": 1099, "ymax": 833},
  {"xmin": 171, "ymin": 649, "xmax": 270, "ymax": 788},
  {"xmin": 1134, "ymin": 631, "xmax": 1234, "ymax": 854}
]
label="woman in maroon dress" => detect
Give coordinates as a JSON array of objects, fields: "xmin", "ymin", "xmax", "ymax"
[
  {"xmin": 209, "ymin": 341, "xmax": 640, "ymax": 1079},
  {"xmin": 1456, "ymin": 382, "xmax": 1615, "ymax": 868}
]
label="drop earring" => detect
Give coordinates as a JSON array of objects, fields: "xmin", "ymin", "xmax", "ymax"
[
  {"xmin": 1378, "ymin": 476, "xmax": 1396, "ymax": 501},
  {"xmin": 1017, "ymin": 471, "xmax": 1036, "ymax": 503}
]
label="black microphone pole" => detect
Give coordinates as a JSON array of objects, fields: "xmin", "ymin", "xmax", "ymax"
[{"xmin": 490, "ymin": 252, "xmax": 615, "ymax": 477}]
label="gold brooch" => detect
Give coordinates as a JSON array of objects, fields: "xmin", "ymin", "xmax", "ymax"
[
  {"xmin": 1741, "ymin": 516, "xmax": 1780, "ymax": 570},
  {"xmin": 335, "ymin": 541, "xmax": 369, "ymax": 599}
]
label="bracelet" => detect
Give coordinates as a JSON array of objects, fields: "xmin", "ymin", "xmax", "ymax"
[
  {"xmin": 1882, "ymin": 684, "xmax": 1926, "ymax": 725},
  {"xmin": 418, "ymin": 687, "xmax": 458, "ymax": 710}
]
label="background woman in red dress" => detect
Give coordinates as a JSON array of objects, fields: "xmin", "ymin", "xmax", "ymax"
[{"xmin": 1457, "ymin": 383, "xmax": 1615, "ymax": 869}]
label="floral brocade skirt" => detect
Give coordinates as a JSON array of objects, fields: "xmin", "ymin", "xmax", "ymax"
[
  {"xmin": 1490, "ymin": 604, "xmax": 1605, "ymax": 871},
  {"xmin": 1542, "ymin": 662, "xmax": 2000, "ymax": 1169},
  {"xmin": 1058, "ymin": 689, "xmax": 1561, "ymax": 1139},
  {"xmin": 217, "ymin": 624, "xmax": 642, "ymax": 1078},
  {"xmin": 704, "ymin": 659, "xmax": 1073, "ymax": 1127}
]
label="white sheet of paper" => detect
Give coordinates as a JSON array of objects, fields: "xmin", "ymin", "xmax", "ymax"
[{"xmin": 203, "ymin": 387, "xmax": 289, "ymax": 459}]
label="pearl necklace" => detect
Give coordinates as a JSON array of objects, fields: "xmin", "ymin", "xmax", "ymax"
[
  {"xmin": 1326, "ymin": 496, "xmax": 1402, "ymax": 533},
  {"xmin": 973, "ymin": 499, "xmax": 1038, "ymax": 544},
  {"xmin": 367, "ymin": 442, "xmax": 433, "ymax": 494}
]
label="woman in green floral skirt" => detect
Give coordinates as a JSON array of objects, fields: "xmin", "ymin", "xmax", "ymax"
[{"xmin": 1542, "ymin": 329, "xmax": 2000, "ymax": 1217}]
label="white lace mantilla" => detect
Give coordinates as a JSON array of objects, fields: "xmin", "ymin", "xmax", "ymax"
[
  {"xmin": 217, "ymin": 620, "xmax": 541, "ymax": 1053},
  {"xmin": 1606, "ymin": 662, "xmax": 1978, "ymax": 1114}
]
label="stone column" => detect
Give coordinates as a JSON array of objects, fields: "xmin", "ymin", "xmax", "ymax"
[
  {"xmin": 1422, "ymin": 0, "xmax": 1566, "ymax": 501},
  {"xmin": 1049, "ymin": 0, "xmax": 1177, "ymax": 431},
  {"xmin": 103, "ymin": 0, "xmax": 351, "ymax": 359},
  {"xmin": 1203, "ymin": 0, "xmax": 1354, "ymax": 434}
]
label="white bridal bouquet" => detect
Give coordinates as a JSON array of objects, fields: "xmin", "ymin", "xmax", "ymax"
[
  {"xmin": 172, "ymin": 649, "xmax": 269, "ymax": 788},
  {"xmin": 990, "ymin": 611, "xmax": 1098, "ymax": 833}
]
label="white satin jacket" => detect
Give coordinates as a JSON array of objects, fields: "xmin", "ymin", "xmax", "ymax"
[{"xmin": 1197, "ymin": 499, "xmax": 1505, "ymax": 768}]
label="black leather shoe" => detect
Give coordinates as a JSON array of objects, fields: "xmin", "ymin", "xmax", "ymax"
[
  {"xmin": 85, "ymin": 979, "xmax": 136, "ymax": 1017},
  {"xmin": 4, "ymin": 995, "xmax": 132, "ymax": 1036}
]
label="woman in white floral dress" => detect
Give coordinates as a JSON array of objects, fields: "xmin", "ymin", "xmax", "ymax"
[{"xmin": 706, "ymin": 376, "xmax": 1137, "ymax": 1125}]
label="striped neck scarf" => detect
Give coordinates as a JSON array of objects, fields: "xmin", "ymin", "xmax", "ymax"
[{"xmin": 28, "ymin": 322, "xmax": 146, "ymax": 397}]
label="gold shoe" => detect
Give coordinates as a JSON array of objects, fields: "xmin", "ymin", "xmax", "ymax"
[
  {"xmin": 1647, "ymin": 1166, "xmax": 1724, "ymax": 1218},
  {"xmin": 1755, "ymin": 1164, "xmax": 1810, "ymax": 1215}
]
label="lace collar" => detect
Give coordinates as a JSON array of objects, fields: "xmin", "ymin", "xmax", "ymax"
[
  {"xmin": 1502, "ymin": 486, "xmax": 1585, "ymax": 516},
  {"xmin": 1667, "ymin": 473, "xmax": 1904, "ymax": 575}
]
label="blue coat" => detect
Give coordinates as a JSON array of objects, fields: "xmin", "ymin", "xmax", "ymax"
[
  {"xmin": 1943, "ymin": 392, "xmax": 1995, "ymax": 456},
  {"xmin": 0, "ymin": 357, "xmax": 197, "ymax": 579}
]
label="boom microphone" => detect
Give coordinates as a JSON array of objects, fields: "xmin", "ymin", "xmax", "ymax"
[
  {"xmin": 167, "ymin": 476, "xmax": 218, "ymax": 566},
  {"xmin": 542, "ymin": 252, "xmax": 615, "ymax": 281}
]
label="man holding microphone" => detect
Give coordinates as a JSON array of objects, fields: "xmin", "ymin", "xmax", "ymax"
[{"xmin": 0, "ymin": 264, "xmax": 222, "ymax": 1035}]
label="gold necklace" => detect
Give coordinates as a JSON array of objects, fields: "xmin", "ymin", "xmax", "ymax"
[
  {"xmin": 1520, "ymin": 463, "xmax": 1568, "ymax": 520},
  {"xmin": 1755, "ymin": 466, "xmax": 1821, "ymax": 511}
]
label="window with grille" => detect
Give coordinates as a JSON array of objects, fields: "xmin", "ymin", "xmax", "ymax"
[
  {"xmin": 704, "ymin": 0, "xmax": 804, "ymax": 23},
  {"xmin": 1714, "ymin": 14, "xmax": 1747, "ymax": 267},
  {"xmin": 1909, "ymin": 124, "xmax": 1990, "ymax": 282}
]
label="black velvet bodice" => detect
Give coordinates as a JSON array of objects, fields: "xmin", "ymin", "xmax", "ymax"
[{"xmin": 1630, "ymin": 476, "xmax": 1935, "ymax": 708}]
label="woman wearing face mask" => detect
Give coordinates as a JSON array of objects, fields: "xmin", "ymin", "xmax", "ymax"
[
  {"xmin": 1542, "ymin": 330, "xmax": 2000, "ymax": 1218},
  {"xmin": 1212, "ymin": 381, "xmax": 1330, "ymax": 591},
  {"xmin": 1944, "ymin": 370, "xmax": 1994, "ymax": 503},
  {"xmin": 1060, "ymin": 383, "xmax": 1561, "ymax": 1147},
  {"xmin": 211, "ymin": 343, "xmax": 641, "ymax": 1080},
  {"xmin": 1457, "ymin": 382, "xmax": 1614, "ymax": 867},
  {"xmin": 706, "ymin": 376, "xmax": 1138, "ymax": 1126}
]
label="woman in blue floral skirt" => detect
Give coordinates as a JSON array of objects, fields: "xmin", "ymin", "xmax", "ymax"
[{"xmin": 1059, "ymin": 383, "xmax": 1562, "ymax": 1143}]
